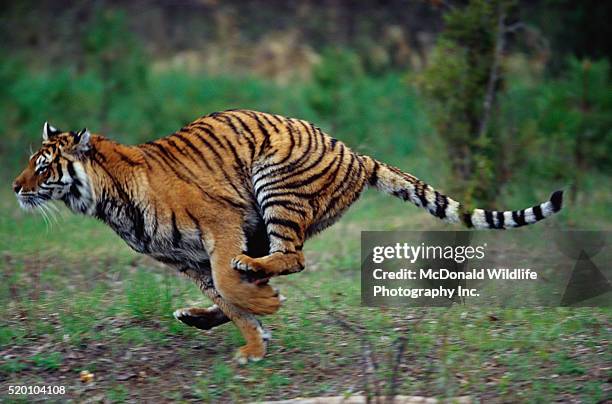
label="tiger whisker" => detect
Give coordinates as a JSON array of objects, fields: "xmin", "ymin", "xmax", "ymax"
[
  {"xmin": 36, "ymin": 204, "xmax": 51, "ymax": 232},
  {"xmin": 42, "ymin": 203, "xmax": 59, "ymax": 225}
]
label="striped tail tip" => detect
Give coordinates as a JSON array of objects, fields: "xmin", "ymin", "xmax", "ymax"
[
  {"xmin": 549, "ymin": 190, "xmax": 564, "ymax": 213},
  {"xmin": 464, "ymin": 190, "xmax": 565, "ymax": 230}
]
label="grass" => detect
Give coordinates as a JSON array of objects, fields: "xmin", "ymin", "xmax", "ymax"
[{"xmin": 0, "ymin": 185, "xmax": 610, "ymax": 402}]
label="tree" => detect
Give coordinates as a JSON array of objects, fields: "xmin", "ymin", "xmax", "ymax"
[{"xmin": 418, "ymin": 0, "xmax": 516, "ymax": 207}]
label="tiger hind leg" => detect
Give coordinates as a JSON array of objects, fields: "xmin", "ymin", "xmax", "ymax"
[
  {"xmin": 232, "ymin": 250, "xmax": 305, "ymax": 278},
  {"xmin": 232, "ymin": 205, "xmax": 307, "ymax": 278},
  {"xmin": 173, "ymin": 305, "xmax": 231, "ymax": 330}
]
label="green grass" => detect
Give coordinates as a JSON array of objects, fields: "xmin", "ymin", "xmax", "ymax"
[
  {"xmin": 31, "ymin": 352, "xmax": 62, "ymax": 371},
  {"xmin": 0, "ymin": 187, "xmax": 610, "ymax": 402}
]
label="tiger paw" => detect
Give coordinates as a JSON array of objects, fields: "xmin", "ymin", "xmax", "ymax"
[
  {"xmin": 232, "ymin": 254, "xmax": 271, "ymax": 285},
  {"xmin": 234, "ymin": 342, "xmax": 267, "ymax": 365},
  {"xmin": 173, "ymin": 306, "xmax": 230, "ymax": 330},
  {"xmin": 231, "ymin": 254, "xmax": 262, "ymax": 272}
]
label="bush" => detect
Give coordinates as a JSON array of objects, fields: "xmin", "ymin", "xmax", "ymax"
[
  {"xmin": 2, "ymin": 41, "xmax": 431, "ymax": 179},
  {"xmin": 418, "ymin": 0, "xmax": 507, "ymax": 206}
]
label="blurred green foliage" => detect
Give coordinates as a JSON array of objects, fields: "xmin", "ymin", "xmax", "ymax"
[
  {"xmin": 418, "ymin": 0, "xmax": 611, "ymax": 207},
  {"xmin": 494, "ymin": 57, "xmax": 612, "ymax": 212},
  {"xmin": 418, "ymin": 0, "xmax": 510, "ymax": 206},
  {"xmin": 1, "ymin": 7, "xmax": 610, "ymax": 211},
  {"xmin": 0, "ymin": 12, "xmax": 428, "ymax": 178}
]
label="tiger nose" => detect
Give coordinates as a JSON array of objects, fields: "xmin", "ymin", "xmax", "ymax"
[{"xmin": 13, "ymin": 182, "xmax": 22, "ymax": 194}]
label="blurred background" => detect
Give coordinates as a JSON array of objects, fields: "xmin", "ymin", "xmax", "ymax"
[
  {"xmin": 0, "ymin": 1, "xmax": 610, "ymax": 402},
  {"xmin": 1, "ymin": 0, "xmax": 610, "ymax": 215}
]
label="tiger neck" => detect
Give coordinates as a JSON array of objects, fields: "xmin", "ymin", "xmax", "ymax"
[{"xmin": 70, "ymin": 136, "xmax": 148, "ymax": 220}]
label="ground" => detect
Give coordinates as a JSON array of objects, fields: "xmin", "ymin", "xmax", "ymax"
[{"xmin": 0, "ymin": 190, "xmax": 610, "ymax": 403}]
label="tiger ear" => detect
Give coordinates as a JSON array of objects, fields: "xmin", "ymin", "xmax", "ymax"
[
  {"xmin": 42, "ymin": 122, "xmax": 60, "ymax": 141},
  {"xmin": 74, "ymin": 128, "xmax": 91, "ymax": 152}
]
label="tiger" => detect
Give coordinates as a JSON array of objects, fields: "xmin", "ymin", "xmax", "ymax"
[{"xmin": 13, "ymin": 110, "xmax": 564, "ymax": 363}]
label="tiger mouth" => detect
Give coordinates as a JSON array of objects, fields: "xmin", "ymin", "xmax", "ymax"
[{"xmin": 16, "ymin": 192, "xmax": 50, "ymax": 210}]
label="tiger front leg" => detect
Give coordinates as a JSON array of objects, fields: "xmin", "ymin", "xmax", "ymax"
[
  {"xmin": 173, "ymin": 267, "xmax": 231, "ymax": 330},
  {"xmin": 173, "ymin": 305, "xmax": 231, "ymax": 330},
  {"xmin": 209, "ymin": 224, "xmax": 283, "ymax": 316}
]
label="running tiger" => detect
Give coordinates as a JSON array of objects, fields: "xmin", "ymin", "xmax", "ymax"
[{"xmin": 13, "ymin": 110, "xmax": 564, "ymax": 362}]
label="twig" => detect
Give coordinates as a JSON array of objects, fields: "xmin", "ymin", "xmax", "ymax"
[
  {"xmin": 386, "ymin": 336, "xmax": 407, "ymax": 404},
  {"xmin": 436, "ymin": 0, "xmax": 456, "ymax": 11},
  {"xmin": 284, "ymin": 279, "xmax": 382, "ymax": 403},
  {"xmin": 478, "ymin": 9, "xmax": 507, "ymax": 139},
  {"xmin": 504, "ymin": 22, "xmax": 524, "ymax": 34},
  {"xmin": 362, "ymin": 339, "xmax": 382, "ymax": 404}
]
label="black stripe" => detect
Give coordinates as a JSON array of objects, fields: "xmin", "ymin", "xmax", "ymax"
[
  {"xmin": 192, "ymin": 123, "xmax": 227, "ymax": 150},
  {"xmin": 327, "ymin": 151, "xmax": 357, "ymax": 198},
  {"xmin": 228, "ymin": 114, "xmax": 257, "ymax": 159},
  {"xmin": 270, "ymin": 154, "xmax": 340, "ymax": 191},
  {"xmin": 267, "ymin": 119, "xmax": 317, "ymax": 176},
  {"xmin": 152, "ymin": 205, "xmax": 159, "ymax": 238},
  {"xmin": 266, "ymin": 217, "xmax": 302, "ymax": 237},
  {"xmin": 252, "ymin": 119, "xmax": 308, "ymax": 176},
  {"xmin": 255, "ymin": 135, "xmax": 325, "ymax": 193},
  {"xmin": 241, "ymin": 110, "xmax": 272, "ymax": 153},
  {"xmin": 173, "ymin": 133, "xmax": 214, "ymax": 172},
  {"xmin": 160, "ymin": 135, "xmax": 244, "ymax": 200},
  {"xmin": 90, "ymin": 151, "xmax": 130, "ymax": 201},
  {"xmin": 435, "ymin": 192, "xmax": 448, "ymax": 219},
  {"xmin": 232, "ymin": 113, "xmax": 257, "ymax": 142},
  {"xmin": 268, "ymin": 231, "xmax": 294, "ymax": 242},
  {"xmin": 271, "ymin": 114, "xmax": 284, "ymax": 125},
  {"xmin": 260, "ymin": 199, "xmax": 308, "ymax": 216},
  {"xmin": 532, "ymin": 205, "xmax": 544, "ymax": 221},
  {"xmin": 56, "ymin": 160, "xmax": 64, "ymax": 180},
  {"xmin": 145, "ymin": 143, "xmax": 202, "ymax": 184},
  {"xmin": 171, "ymin": 212, "xmax": 182, "ymax": 247},
  {"xmin": 316, "ymin": 144, "xmax": 347, "ymax": 195},
  {"xmin": 66, "ymin": 162, "xmax": 82, "ymax": 198},
  {"xmin": 463, "ymin": 212, "xmax": 474, "ymax": 228},
  {"xmin": 149, "ymin": 141, "xmax": 197, "ymax": 176},
  {"xmin": 115, "ymin": 149, "xmax": 140, "ymax": 166},
  {"xmin": 393, "ymin": 190, "xmax": 410, "ymax": 201},
  {"xmin": 140, "ymin": 147, "xmax": 189, "ymax": 181},
  {"xmin": 140, "ymin": 147, "xmax": 243, "ymax": 209},
  {"xmin": 260, "ymin": 113, "xmax": 280, "ymax": 133},
  {"xmin": 496, "ymin": 211, "xmax": 505, "ymax": 229},
  {"xmin": 130, "ymin": 202, "xmax": 148, "ymax": 251},
  {"xmin": 190, "ymin": 129, "xmax": 225, "ymax": 164},
  {"xmin": 416, "ymin": 184, "xmax": 428, "ymax": 208},
  {"xmin": 167, "ymin": 138, "xmax": 214, "ymax": 172},
  {"xmin": 196, "ymin": 135, "xmax": 247, "ymax": 199},
  {"xmin": 550, "ymin": 190, "xmax": 563, "ymax": 212},
  {"xmin": 219, "ymin": 195, "xmax": 247, "ymax": 210},
  {"xmin": 369, "ymin": 161, "xmax": 379, "ymax": 186},
  {"xmin": 260, "ymin": 122, "xmax": 295, "ymax": 170},
  {"xmin": 325, "ymin": 153, "xmax": 364, "ymax": 210},
  {"xmin": 212, "ymin": 114, "xmax": 240, "ymax": 138},
  {"xmin": 484, "ymin": 210, "xmax": 495, "ymax": 228},
  {"xmin": 512, "ymin": 210, "xmax": 527, "ymax": 227},
  {"xmin": 290, "ymin": 119, "xmax": 303, "ymax": 148},
  {"xmin": 66, "ymin": 161, "xmax": 76, "ymax": 179}
]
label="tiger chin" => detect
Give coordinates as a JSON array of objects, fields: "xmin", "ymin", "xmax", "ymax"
[{"xmin": 13, "ymin": 111, "xmax": 564, "ymax": 363}]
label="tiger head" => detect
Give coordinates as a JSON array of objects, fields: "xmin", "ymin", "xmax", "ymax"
[{"xmin": 13, "ymin": 122, "xmax": 94, "ymax": 212}]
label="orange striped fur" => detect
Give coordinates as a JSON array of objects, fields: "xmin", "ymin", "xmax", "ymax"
[{"xmin": 13, "ymin": 110, "xmax": 563, "ymax": 362}]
